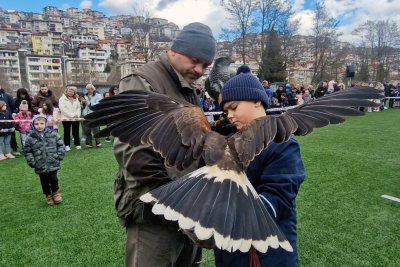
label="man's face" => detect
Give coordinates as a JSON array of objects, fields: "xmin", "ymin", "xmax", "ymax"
[
  {"xmin": 224, "ymin": 101, "xmax": 262, "ymax": 132},
  {"xmin": 40, "ymin": 86, "xmax": 48, "ymax": 94},
  {"xmin": 34, "ymin": 118, "xmax": 46, "ymax": 132},
  {"xmin": 169, "ymin": 52, "xmax": 210, "ymax": 83}
]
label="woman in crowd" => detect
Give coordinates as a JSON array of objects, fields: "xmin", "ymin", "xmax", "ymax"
[{"xmin": 58, "ymin": 86, "xmax": 81, "ymax": 151}]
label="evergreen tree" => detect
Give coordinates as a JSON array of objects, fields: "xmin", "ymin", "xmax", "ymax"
[
  {"xmin": 357, "ymin": 62, "xmax": 369, "ymax": 82},
  {"xmin": 259, "ymin": 30, "xmax": 286, "ymax": 82}
]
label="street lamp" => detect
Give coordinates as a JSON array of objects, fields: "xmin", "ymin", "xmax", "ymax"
[{"xmin": 62, "ymin": 55, "xmax": 68, "ymax": 87}]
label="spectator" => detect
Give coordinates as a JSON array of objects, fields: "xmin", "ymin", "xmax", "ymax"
[
  {"xmin": 203, "ymin": 91, "xmax": 216, "ymax": 125},
  {"xmin": 315, "ymin": 81, "xmax": 328, "ymax": 98},
  {"xmin": 108, "ymin": 85, "xmax": 119, "ymax": 96},
  {"xmin": 13, "ymin": 100, "xmax": 32, "ymax": 148},
  {"xmin": 38, "ymin": 99, "xmax": 60, "ymax": 131},
  {"xmin": 0, "ymin": 100, "xmax": 16, "ymax": 160},
  {"xmin": 262, "ymin": 80, "xmax": 273, "ymax": 99},
  {"xmin": 81, "ymin": 84, "xmax": 103, "ymax": 148},
  {"xmin": 116, "ymin": 22, "xmax": 216, "ymax": 267},
  {"xmin": 215, "ymin": 73, "xmax": 306, "ymax": 267},
  {"xmin": 274, "ymin": 85, "xmax": 288, "ymax": 106},
  {"xmin": 24, "ymin": 114, "xmax": 65, "ymax": 206},
  {"xmin": 0, "ymin": 84, "xmax": 19, "ymax": 155},
  {"xmin": 14, "ymin": 88, "xmax": 33, "ymax": 113},
  {"xmin": 303, "ymin": 89, "xmax": 313, "ymax": 103},
  {"xmin": 59, "ymin": 86, "xmax": 81, "ymax": 151},
  {"xmin": 31, "ymin": 84, "xmax": 59, "ymax": 114}
]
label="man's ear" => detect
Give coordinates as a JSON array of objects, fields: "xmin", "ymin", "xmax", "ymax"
[{"xmin": 254, "ymin": 101, "xmax": 262, "ymax": 107}]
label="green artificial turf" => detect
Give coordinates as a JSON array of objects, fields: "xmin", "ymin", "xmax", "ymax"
[{"xmin": 1, "ymin": 110, "xmax": 399, "ymax": 266}]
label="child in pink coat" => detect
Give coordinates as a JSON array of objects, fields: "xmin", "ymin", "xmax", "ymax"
[{"xmin": 14, "ymin": 100, "xmax": 32, "ymax": 148}]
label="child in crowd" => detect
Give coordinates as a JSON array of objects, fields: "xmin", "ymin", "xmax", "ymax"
[
  {"xmin": 214, "ymin": 74, "xmax": 306, "ymax": 267},
  {"xmin": 14, "ymin": 100, "xmax": 33, "ymax": 148},
  {"xmin": 0, "ymin": 100, "xmax": 16, "ymax": 160},
  {"xmin": 38, "ymin": 99, "xmax": 60, "ymax": 131},
  {"xmin": 24, "ymin": 114, "xmax": 65, "ymax": 206}
]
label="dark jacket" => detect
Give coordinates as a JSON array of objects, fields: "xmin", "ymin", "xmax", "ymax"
[
  {"xmin": 14, "ymin": 96, "xmax": 33, "ymax": 113},
  {"xmin": 114, "ymin": 53, "xmax": 201, "ymax": 227},
  {"xmin": 32, "ymin": 90, "xmax": 59, "ymax": 114},
  {"xmin": 0, "ymin": 88, "xmax": 15, "ymax": 113},
  {"xmin": 24, "ymin": 129, "xmax": 65, "ymax": 174},
  {"xmin": 0, "ymin": 110, "xmax": 14, "ymax": 136},
  {"xmin": 214, "ymin": 137, "xmax": 306, "ymax": 267}
]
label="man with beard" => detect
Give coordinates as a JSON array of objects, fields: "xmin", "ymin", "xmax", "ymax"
[
  {"xmin": 31, "ymin": 84, "xmax": 59, "ymax": 114},
  {"xmin": 115, "ymin": 22, "xmax": 216, "ymax": 267}
]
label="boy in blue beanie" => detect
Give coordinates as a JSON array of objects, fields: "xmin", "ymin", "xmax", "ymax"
[
  {"xmin": 24, "ymin": 114, "xmax": 65, "ymax": 206},
  {"xmin": 214, "ymin": 74, "xmax": 306, "ymax": 267}
]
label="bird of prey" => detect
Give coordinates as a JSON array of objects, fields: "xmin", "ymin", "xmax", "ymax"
[
  {"xmin": 205, "ymin": 56, "xmax": 234, "ymax": 101},
  {"xmin": 85, "ymin": 87, "xmax": 383, "ymax": 254}
]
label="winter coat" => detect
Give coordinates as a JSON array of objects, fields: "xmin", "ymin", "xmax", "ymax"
[
  {"xmin": 24, "ymin": 130, "xmax": 65, "ymax": 174},
  {"xmin": 58, "ymin": 94, "xmax": 81, "ymax": 120},
  {"xmin": 0, "ymin": 88, "xmax": 15, "ymax": 113},
  {"xmin": 0, "ymin": 111, "xmax": 14, "ymax": 136},
  {"xmin": 81, "ymin": 91, "xmax": 103, "ymax": 116},
  {"xmin": 31, "ymin": 90, "xmax": 59, "ymax": 114},
  {"xmin": 15, "ymin": 111, "xmax": 33, "ymax": 133},
  {"xmin": 114, "ymin": 52, "xmax": 201, "ymax": 227},
  {"xmin": 214, "ymin": 137, "xmax": 306, "ymax": 267}
]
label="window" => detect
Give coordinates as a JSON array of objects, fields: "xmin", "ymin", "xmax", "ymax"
[{"xmin": 30, "ymin": 66, "xmax": 40, "ymax": 71}]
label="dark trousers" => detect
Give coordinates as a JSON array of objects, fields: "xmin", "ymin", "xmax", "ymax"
[
  {"xmin": 39, "ymin": 171, "xmax": 59, "ymax": 195},
  {"xmin": 125, "ymin": 223, "xmax": 202, "ymax": 267},
  {"xmin": 62, "ymin": 121, "xmax": 80, "ymax": 147},
  {"xmin": 82, "ymin": 121, "xmax": 100, "ymax": 146},
  {"xmin": 10, "ymin": 131, "xmax": 18, "ymax": 151}
]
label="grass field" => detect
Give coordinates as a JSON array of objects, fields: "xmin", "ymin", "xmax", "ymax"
[{"xmin": 1, "ymin": 110, "xmax": 399, "ymax": 267}]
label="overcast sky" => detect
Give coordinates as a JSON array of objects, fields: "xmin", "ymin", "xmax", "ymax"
[{"xmin": 1, "ymin": 0, "xmax": 400, "ymax": 42}]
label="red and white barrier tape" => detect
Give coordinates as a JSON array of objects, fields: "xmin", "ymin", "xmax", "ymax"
[{"xmin": 0, "ymin": 118, "xmax": 85, "ymax": 123}]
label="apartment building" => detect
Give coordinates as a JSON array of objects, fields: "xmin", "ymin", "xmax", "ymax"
[
  {"xmin": 0, "ymin": 27, "xmax": 20, "ymax": 45},
  {"xmin": 32, "ymin": 32, "xmax": 62, "ymax": 55},
  {"xmin": 0, "ymin": 47, "xmax": 21, "ymax": 90},
  {"xmin": 24, "ymin": 54, "xmax": 63, "ymax": 92},
  {"xmin": 78, "ymin": 42, "xmax": 108, "ymax": 72}
]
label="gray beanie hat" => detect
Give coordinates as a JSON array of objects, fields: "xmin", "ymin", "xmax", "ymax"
[
  {"xmin": 221, "ymin": 74, "xmax": 270, "ymax": 109},
  {"xmin": 171, "ymin": 22, "xmax": 216, "ymax": 64}
]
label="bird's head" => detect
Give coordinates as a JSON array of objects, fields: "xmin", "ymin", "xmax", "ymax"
[{"xmin": 214, "ymin": 56, "xmax": 234, "ymax": 67}]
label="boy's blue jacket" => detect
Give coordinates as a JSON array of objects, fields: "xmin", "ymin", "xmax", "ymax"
[{"xmin": 214, "ymin": 136, "xmax": 306, "ymax": 267}]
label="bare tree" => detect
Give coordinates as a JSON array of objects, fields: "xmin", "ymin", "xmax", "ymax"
[
  {"xmin": 352, "ymin": 20, "xmax": 400, "ymax": 82},
  {"xmin": 311, "ymin": 0, "xmax": 341, "ymax": 84},
  {"xmin": 221, "ymin": 0, "xmax": 258, "ymax": 63}
]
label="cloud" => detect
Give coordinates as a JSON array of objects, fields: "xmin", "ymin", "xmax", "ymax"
[
  {"xmin": 156, "ymin": 0, "xmax": 180, "ymax": 11},
  {"xmin": 80, "ymin": 0, "xmax": 93, "ymax": 9}
]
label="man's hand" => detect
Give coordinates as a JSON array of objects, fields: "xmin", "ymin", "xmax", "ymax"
[{"xmin": 182, "ymin": 228, "xmax": 216, "ymax": 249}]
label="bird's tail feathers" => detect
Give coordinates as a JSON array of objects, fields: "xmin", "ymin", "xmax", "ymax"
[{"xmin": 140, "ymin": 165, "xmax": 292, "ymax": 253}]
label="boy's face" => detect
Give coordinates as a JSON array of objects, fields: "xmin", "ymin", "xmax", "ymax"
[
  {"xmin": 34, "ymin": 118, "xmax": 46, "ymax": 132},
  {"xmin": 224, "ymin": 100, "xmax": 263, "ymax": 132},
  {"xmin": 1, "ymin": 105, "xmax": 6, "ymax": 111}
]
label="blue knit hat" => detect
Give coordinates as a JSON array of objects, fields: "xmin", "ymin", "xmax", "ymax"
[
  {"xmin": 171, "ymin": 22, "xmax": 216, "ymax": 64},
  {"xmin": 236, "ymin": 65, "xmax": 251, "ymax": 75},
  {"xmin": 221, "ymin": 74, "xmax": 270, "ymax": 109}
]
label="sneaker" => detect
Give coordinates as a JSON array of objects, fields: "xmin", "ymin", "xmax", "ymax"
[
  {"xmin": 76, "ymin": 146, "xmax": 81, "ymax": 150},
  {"xmin": 52, "ymin": 191, "xmax": 63, "ymax": 204},
  {"xmin": 12, "ymin": 151, "xmax": 21, "ymax": 156},
  {"xmin": 80, "ymin": 137, "xmax": 86, "ymax": 142},
  {"xmin": 5, "ymin": 153, "xmax": 15, "ymax": 159},
  {"xmin": 65, "ymin": 146, "xmax": 71, "ymax": 152},
  {"xmin": 85, "ymin": 144, "xmax": 93, "ymax": 148},
  {"xmin": 96, "ymin": 143, "xmax": 102, "ymax": 148},
  {"xmin": 105, "ymin": 137, "xmax": 111, "ymax": 143},
  {"xmin": 46, "ymin": 195, "xmax": 55, "ymax": 206},
  {"xmin": 0, "ymin": 154, "xmax": 7, "ymax": 160}
]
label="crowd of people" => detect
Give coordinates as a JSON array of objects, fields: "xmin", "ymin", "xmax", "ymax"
[{"xmin": 0, "ymin": 83, "xmax": 119, "ymax": 160}]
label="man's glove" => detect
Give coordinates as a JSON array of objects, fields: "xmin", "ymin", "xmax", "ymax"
[{"xmin": 182, "ymin": 228, "xmax": 216, "ymax": 249}]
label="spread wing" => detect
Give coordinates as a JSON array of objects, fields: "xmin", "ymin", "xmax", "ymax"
[
  {"xmin": 231, "ymin": 86, "xmax": 384, "ymax": 166},
  {"xmin": 85, "ymin": 90, "xmax": 227, "ymax": 170}
]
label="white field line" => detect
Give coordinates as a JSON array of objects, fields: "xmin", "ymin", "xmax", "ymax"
[{"xmin": 381, "ymin": 195, "xmax": 400, "ymax": 203}]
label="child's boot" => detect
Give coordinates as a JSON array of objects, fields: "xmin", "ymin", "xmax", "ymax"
[
  {"xmin": 46, "ymin": 195, "xmax": 55, "ymax": 206},
  {"xmin": 52, "ymin": 191, "xmax": 63, "ymax": 204}
]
